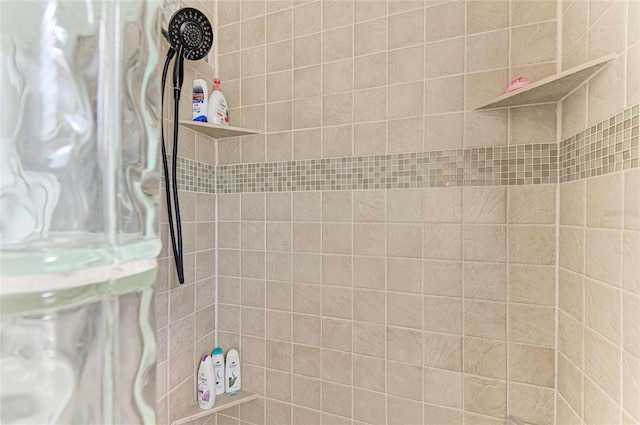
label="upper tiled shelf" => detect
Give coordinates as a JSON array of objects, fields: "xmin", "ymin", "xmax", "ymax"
[
  {"xmin": 179, "ymin": 120, "xmax": 260, "ymax": 139},
  {"xmin": 473, "ymin": 54, "xmax": 617, "ymax": 110}
]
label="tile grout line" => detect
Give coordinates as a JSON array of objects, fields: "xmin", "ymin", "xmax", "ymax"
[
  {"xmin": 554, "ymin": 0, "xmax": 563, "ymax": 419},
  {"xmin": 506, "ymin": 0, "xmax": 513, "ymax": 420},
  {"xmin": 461, "ymin": 1, "xmax": 468, "ymax": 423},
  {"xmin": 385, "ymin": 2, "xmax": 390, "ymax": 424},
  {"xmin": 421, "ymin": 4, "xmax": 427, "ymax": 424}
]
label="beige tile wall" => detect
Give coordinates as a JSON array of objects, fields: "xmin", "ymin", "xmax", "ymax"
[
  {"xmin": 153, "ymin": 0, "xmax": 640, "ymax": 424},
  {"xmin": 212, "ymin": 0, "xmax": 560, "ymax": 424},
  {"xmin": 156, "ymin": 183, "xmax": 218, "ymax": 425},
  {"xmin": 557, "ymin": 168, "xmax": 640, "ymax": 425},
  {"xmin": 557, "ymin": 0, "xmax": 640, "ymax": 423},
  {"xmin": 215, "ymin": 185, "xmax": 557, "ymax": 425},
  {"xmin": 155, "ymin": 2, "xmax": 219, "ymax": 424},
  {"xmin": 216, "ymin": 0, "xmax": 558, "ymax": 165},
  {"xmin": 561, "ymin": 0, "xmax": 639, "ymax": 138}
]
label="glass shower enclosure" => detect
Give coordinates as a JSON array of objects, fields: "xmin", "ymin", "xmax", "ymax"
[{"xmin": 1, "ymin": 0, "xmax": 162, "ymax": 422}]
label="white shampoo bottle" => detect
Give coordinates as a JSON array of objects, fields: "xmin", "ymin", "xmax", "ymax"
[
  {"xmin": 197, "ymin": 355, "xmax": 216, "ymax": 409},
  {"xmin": 212, "ymin": 347, "xmax": 225, "ymax": 396},
  {"xmin": 207, "ymin": 78, "xmax": 229, "ymax": 125},
  {"xmin": 225, "ymin": 348, "xmax": 241, "ymax": 395}
]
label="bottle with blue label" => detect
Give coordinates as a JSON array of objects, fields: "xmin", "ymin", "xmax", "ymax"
[
  {"xmin": 224, "ymin": 348, "xmax": 241, "ymax": 395},
  {"xmin": 211, "ymin": 347, "xmax": 225, "ymax": 396},
  {"xmin": 192, "ymin": 79, "xmax": 208, "ymax": 122}
]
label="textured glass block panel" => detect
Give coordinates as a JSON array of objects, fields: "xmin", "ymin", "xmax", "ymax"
[
  {"xmin": 0, "ymin": 0, "xmax": 162, "ymax": 275},
  {"xmin": 0, "ymin": 268, "xmax": 157, "ymax": 424},
  {"xmin": 1, "ymin": 1, "xmax": 161, "ymax": 423}
]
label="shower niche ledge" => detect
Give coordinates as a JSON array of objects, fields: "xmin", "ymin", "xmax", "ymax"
[
  {"xmin": 179, "ymin": 120, "xmax": 260, "ymax": 139},
  {"xmin": 473, "ymin": 54, "xmax": 617, "ymax": 110},
  {"xmin": 171, "ymin": 391, "xmax": 259, "ymax": 425}
]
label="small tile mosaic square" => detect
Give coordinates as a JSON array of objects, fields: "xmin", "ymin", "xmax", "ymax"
[
  {"xmin": 560, "ymin": 104, "xmax": 640, "ymax": 182},
  {"xmin": 167, "ymin": 104, "xmax": 638, "ymax": 194}
]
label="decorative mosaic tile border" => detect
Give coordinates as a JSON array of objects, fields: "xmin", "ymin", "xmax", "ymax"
[
  {"xmin": 216, "ymin": 144, "xmax": 558, "ymax": 193},
  {"xmin": 166, "ymin": 155, "xmax": 216, "ymax": 193},
  {"xmin": 169, "ymin": 104, "xmax": 639, "ymax": 193},
  {"xmin": 560, "ymin": 104, "xmax": 640, "ymax": 183}
]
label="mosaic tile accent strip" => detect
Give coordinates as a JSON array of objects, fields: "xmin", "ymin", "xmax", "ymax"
[
  {"xmin": 170, "ymin": 104, "xmax": 638, "ymax": 193},
  {"xmin": 165, "ymin": 155, "xmax": 216, "ymax": 193},
  {"xmin": 560, "ymin": 104, "xmax": 640, "ymax": 183},
  {"xmin": 215, "ymin": 144, "xmax": 558, "ymax": 193}
]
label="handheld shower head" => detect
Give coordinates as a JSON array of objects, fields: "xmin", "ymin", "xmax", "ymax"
[
  {"xmin": 160, "ymin": 7, "xmax": 213, "ymax": 284},
  {"xmin": 166, "ymin": 7, "xmax": 212, "ymax": 61}
]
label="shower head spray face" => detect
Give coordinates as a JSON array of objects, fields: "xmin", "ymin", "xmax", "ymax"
[{"xmin": 167, "ymin": 7, "xmax": 212, "ymax": 60}]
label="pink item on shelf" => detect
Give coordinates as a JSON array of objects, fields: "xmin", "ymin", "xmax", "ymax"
[{"xmin": 506, "ymin": 76, "xmax": 532, "ymax": 93}]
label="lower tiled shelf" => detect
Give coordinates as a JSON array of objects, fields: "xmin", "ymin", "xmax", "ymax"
[{"xmin": 171, "ymin": 391, "xmax": 259, "ymax": 425}]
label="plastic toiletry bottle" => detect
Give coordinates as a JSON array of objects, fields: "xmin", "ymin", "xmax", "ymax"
[
  {"xmin": 211, "ymin": 347, "xmax": 225, "ymax": 395},
  {"xmin": 225, "ymin": 348, "xmax": 241, "ymax": 395},
  {"xmin": 208, "ymin": 78, "xmax": 229, "ymax": 126},
  {"xmin": 197, "ymin": 355, "xmax": 216, "ymax": 409},
  {"xmin": 192, "ymin": 79, "xmax": 208, "ymax": 122}
]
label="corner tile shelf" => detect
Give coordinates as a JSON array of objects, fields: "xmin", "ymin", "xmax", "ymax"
[
  {"xmin": 179, "ymin": 120, "xmax": 260, "ymax": 139},
  {"xmin": 171, "ymin": 391, "xmax": 259, "ymax": 425},
  {"xmin": 473, "ymin": 54, "xmax": 617, "ymax": 110}
]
